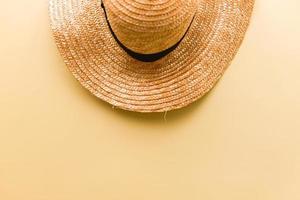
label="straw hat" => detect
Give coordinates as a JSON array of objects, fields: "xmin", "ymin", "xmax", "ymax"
[{"xmin": 49, "ymin": 0, "xmax": 254, "ymax": 112}]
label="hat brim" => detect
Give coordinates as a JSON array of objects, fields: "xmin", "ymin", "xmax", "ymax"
[{"xmin": 49, "ymin": 0, "xmax": 254, "ymax": 112}]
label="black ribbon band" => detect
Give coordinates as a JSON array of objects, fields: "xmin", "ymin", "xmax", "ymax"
[{"xmin": 101, "ymin": 3, "xmax": 194, "ymax": 62}]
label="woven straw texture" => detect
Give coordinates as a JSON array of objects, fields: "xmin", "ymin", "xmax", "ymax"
[
  {"xmin": 49, "ymin": 0, "xmax": 254, "ymax": 113},
  {"xmin": 103, "ymin": 0, "xmax": 198, "ymax": 54}
]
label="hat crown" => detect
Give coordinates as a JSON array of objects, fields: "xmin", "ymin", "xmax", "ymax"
[{"xmin": 103, "ymin": 0, "xmax": 197, "ymax": 54}]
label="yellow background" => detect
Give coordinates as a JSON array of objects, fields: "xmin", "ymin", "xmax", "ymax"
[{"xmin": 1, "ymin": 0, "xmax": 300, "ymax": 199}]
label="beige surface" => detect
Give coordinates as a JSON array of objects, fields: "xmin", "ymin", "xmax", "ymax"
[{"xmin": 0, "ymin": 0, "xmax": 300, "ymax": 199}]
